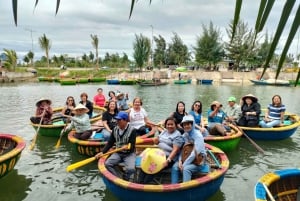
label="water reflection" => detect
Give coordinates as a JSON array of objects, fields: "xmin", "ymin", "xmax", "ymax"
[{"xmin": 0, "ymin": 169, "xmax": 32, "ymax": 201}]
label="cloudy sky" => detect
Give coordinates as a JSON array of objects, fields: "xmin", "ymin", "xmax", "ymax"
[{"xmin": 0, "ymin": 0, "xmax": 299, "ymax": 61}]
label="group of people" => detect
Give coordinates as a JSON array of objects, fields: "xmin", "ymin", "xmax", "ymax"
[{"xmin": 30, "ymin": 91, "xmax": 286, "ymax": 184}]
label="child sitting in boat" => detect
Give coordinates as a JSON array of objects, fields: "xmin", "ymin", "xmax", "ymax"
[
  {"xmin": 64, "ymin": 104, "xmax": 92, "ymax": 140},
  {"xmin": 259, "ymin": 95, "xmax": 285, "ymax": 128},
  {"xmin": 30, "ymin": 98, "xmax": 53, "ymax": 125}
]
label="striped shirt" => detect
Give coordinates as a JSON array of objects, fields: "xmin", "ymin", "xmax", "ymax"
[{"xmin": 268, "ymin": 104, "xmax": 286, "ymax": 120}]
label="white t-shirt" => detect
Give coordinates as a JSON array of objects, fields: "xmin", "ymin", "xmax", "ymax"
[{"xmin": 129, "ymin": 107, "xmax": 148, "ymax": 129}]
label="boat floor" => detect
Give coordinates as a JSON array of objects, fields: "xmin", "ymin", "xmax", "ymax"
[{"xmin": 114, "ymin": 151, "xmax": 222, "ymax": 184}]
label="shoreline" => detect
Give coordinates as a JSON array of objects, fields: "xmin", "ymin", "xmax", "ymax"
[{"xmin": 0, "ymin": 69, "xmax": 298, "ymax": 84}]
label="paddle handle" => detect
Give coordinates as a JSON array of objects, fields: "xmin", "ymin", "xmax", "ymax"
[
  {"xmin": 66, "ymin": 143, "xmax": 131, "ymax": 172},
  {"xmin": 29, "ymin": 110, "xmax": 46, "ymax": 150},
  {"xmin": 232, "ymin": 123, "xmax": 265, "ymax": 154},
  {"xmin": 263, "ymin": 184, "xmax": 275, "ymax": 201}
]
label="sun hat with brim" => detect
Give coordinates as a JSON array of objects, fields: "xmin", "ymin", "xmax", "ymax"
[
  {"xmin": 242, "ymin": 94, "xmax": 258, "ymax": 102},
  {"xmin": 73, "ymin": 104, "xmax": 89, "ymax": 113},
  {"xmin": 210, "ymin": 101, "xmax": 222, "ymax": 107},
  {"xmin": 116, "ymin": 92, "xmax": 124, "ymax": 98},
  {"xmin": 181, "ymin": 115, "xmax": 195, "ymax": 125},
  {"xmin": 115, "ymin": 111, "xmax": 129, "ymax": 120},
  {"xmin": 227, "ymin": 96, "xmax": 236, "ymax": 102},
  {"xmin": 36, "ymin": 98, "xmax": 52, "ymax": 107},
  {"xmin": 140, "ymin": 148, "xmax": 166, "ymax": 174}
]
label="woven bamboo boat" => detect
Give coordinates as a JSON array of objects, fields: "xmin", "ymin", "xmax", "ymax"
[
  {"xmin": 0, "ymin": 134, "xmax": 26, "ymax": 179},
  {"xmin": 30, "ymin": 106, "xmax": 106, "ymax": 137},
  {"xmin": 98, "ymin": 143, "xmax": 229, "ymax": 201},
  {"xmin": 254, "ymin": 168, "xmax": 300, "ymax": 201},
  {"xmin": 68, "ymin": 123, "xmax": 157, "ymax": 156},
  {"xmin": 240, "ymin": 113, "xmax": 300, "ymax": 140},
  {"xmin": 204, "ymin": 123, "xmax": 243, "ymax": 152}
]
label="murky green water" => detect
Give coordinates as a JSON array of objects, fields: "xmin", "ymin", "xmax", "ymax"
[{"xmin": 0, "ymin": 82, "xmax": 299, "ymax": 201}]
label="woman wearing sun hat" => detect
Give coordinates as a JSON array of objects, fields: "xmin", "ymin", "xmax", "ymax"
[
  {"xmin": 64, "ymin": 104, "xmax": 92, "ymax": 140},
  {"xmin": 237, "ymin": 94, "xmax": 261, "ymax": 127},
  {"xmin": 171, "ymin": 115, "xmax": 207, "ymax": 183},
  {"xmin": 116, "ymin": 92, "xmax": 129, "ymax": 111},
  {"xmin": 30, "ymin": 98, "xmax": 53, "ymax": 125}
]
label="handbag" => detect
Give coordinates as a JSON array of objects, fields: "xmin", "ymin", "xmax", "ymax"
[{"xmin": 181, "ymin": 143, "xmax": 203, "ymax": 165}]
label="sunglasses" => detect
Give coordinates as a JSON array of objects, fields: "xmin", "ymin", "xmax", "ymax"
[{"xmin": 194, "ymin": 104, "xmax": 200, "ymax": 107}]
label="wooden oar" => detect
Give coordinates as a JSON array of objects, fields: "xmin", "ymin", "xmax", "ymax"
[
  {"xmin": 29, "ymin": 110, "xmax": 45, "ymax": 150},
  {"xmin": 66, "ymin": 143, "xmax": 131, "ymax": 172},
  {"xmin": 55, "ymin": 123, "xmax": 68, "ymax": 149},
  {"xmin": 262, "ymin": 184, "xmax": 276, "ymax": 201},
  {"xmin": 232, "ymin": 122, "xmax": 265, "ymax": 154}
]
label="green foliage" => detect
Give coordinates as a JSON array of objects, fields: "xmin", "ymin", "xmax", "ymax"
[
  {"xmin": 153, "ymin": 35, "xmax": 167, "ymax": 68},
  {"xmin": 225, "ymin": 20, "xmax": 256, "ymax": 70},
  {"xmin": 166, "ymin": 32, "xmax": 190, "ymax": 65},
  {"xmin": 38, "ymin": 34, "xmax": 51, "ymax": 68},
  {"xmin": 90, "ymin": 34, "xmax": 99, "ymax": 68},
  {"xmin": 3, "ymin": 49, "xmax": 17, "ymax": 71},
  {"xmin": 133, "ymin": 34, "xmax": 151, "ymax": 70},
  {"xmin": 194, "ymin": 21, "xmax": 223, "ymax": 68}
]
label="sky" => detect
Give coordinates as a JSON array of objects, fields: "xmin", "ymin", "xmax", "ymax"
[{"xmin": 0, "ymin": 0, "xmax": 299, "ymax": 61}]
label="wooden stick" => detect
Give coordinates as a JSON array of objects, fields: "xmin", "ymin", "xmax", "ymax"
[
  {"xmin": 29, "ymin": 110, "xmax": 45, "ymax": 150},
  {"xmin": 232, "ymin": 123, "xmax": 265, "ymax": 154},
  {"xmin": 262, "ymin": 184, "xmax": 276, "ymax": 201},
  {"xmin": 66, "ymin": 143, "xmax": 131, "ymax": 172},
  {"xmin": 55, "ymin": 123, "xmax": 68, "ymax": 149}
]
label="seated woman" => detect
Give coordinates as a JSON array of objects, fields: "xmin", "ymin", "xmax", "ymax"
[
  {"xmin": 61, "ymin": 96, "xmax": 76, "ymax": 122},
  {"xmin": 171, "ymin": 115, "xmax": 207, "ymax": 183},
  {"xmin": 64, "ymin": 104, "xmax": 92, "ymax": 140},
  {"xmin": 116, "ymin": 92, "xmax": 129, "ymax": 111},
  {"xmin": 129, "ymin": 97, "xmax": 156, "ymax": 136},
  {"xmin": 79, "ymin": 92, "xmax": 93, "ymax": 118},
  {"xmin": 237, "ymin": 94, "xmax": 261, "ymax": 127},
  {"xmin": 30, "ymin": 98, "xmax": 53, "ymax": 125},
  {"xmin": 101, "ymin": 100, "xmax": 119, "ymax": 141},
  {"xmin": 207, "ymin": 101, "xmax": 228, "ymax": 136},
  {"xmin": 138, "ymin": 117, "xmax": 184, "ymax": 184},
  {"xmin": 170, "ymin": 101, "xmax": 187, "ymax": 134},
  {"xmin": 189, "ymin": 100, "xmax": 209, "ymax": 136},
  {"xmin": 259, "ymin": 95, "xmax": 285, "ymax": 128}
]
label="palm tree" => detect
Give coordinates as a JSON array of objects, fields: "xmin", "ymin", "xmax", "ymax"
[
  {"xmin": 3, "ymin": 49, "xmax": 17, "ymax": 71},
  {"xmin": 38, "ymin": 34, "xmax": 51, "ymax": 68},
  {"xmin": 90, "ymin": 34, "xmax": 99, "ymax": 68}
]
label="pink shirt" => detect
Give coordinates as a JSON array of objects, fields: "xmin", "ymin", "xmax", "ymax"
[{"xmin": 93, "ymin": 94, "xmax": 106, "ymax": 107}]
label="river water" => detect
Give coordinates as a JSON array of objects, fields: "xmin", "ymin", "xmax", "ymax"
[{"xmin": 0, "ymin": 81, "xmax": 300, "ymax": 201}]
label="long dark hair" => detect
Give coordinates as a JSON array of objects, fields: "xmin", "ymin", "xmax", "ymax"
[
  {"xmin": 107, "ymin": 100, "xmax": 119, "ymax": 114},
  {"xmin": 272, "ymin": 95, "xmax": 282, "ymax": 107},
  {"xmin": 191, "ymin": 100, "xmax": 202, "ymax": 113},
  {"xmin": 65, "ymin": 96, "xmax": 76, "ymax": 107},
  {"xmin": 175, "ymin": 101, "xmax": 186, "ymax": 114}
]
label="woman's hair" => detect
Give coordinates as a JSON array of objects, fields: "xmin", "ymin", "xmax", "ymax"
[
  {"xmin": 175, "ymin": 101, "xmax": 186, "ymax": 114},
  {"xmin": 133, "ymin": 97, "xmax": 143, "ymax": 106},
  {"xmin": 80, "ymin": 92, "xmax": 88, "ymax": 99},
  {"xmin": 164, "ymin": 116, "xmax": 177, "ymax": 128},
  {"xmin": 108, "ymin": 90, "xmax": 115, "ymax": 97},
  {"xmin": 65, "ymin": 96, "xmax": 76, "ymax": 107},
  {"xmin": 192, "ymin": 100, "xmax": 202, "ymax": 113},
  {"xmin": 107, "ymin": 100, "xmax": 119, "ymax": 114},
  {"xmin": 272, "ymin": 95, "xmax": 282, "ymax": 106}
]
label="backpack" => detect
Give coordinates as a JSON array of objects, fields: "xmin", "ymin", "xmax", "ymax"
[{"xmin": 181, "ymin": 143, "xmax": 203, "ymax": 165}]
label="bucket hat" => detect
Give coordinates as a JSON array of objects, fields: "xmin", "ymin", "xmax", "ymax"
[
  {"xmin": 242, "ymin": 94, "xmax": 258, "ymax": 102},
  {"xmin": 36, "ymin": 98, "xmax": 52, "ymax": 107}
]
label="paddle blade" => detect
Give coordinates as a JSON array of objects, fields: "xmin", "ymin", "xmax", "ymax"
[
  {"xmin": 66, "ymin": 157, "xmax": 96, "ymax": 172},
  {"xmin": 29, "ymin": 134, "xmax": 38, "ymax": 150},
  {"xmin": 55, "ymin": 138, "xmax": 62, "ymax": 149}
]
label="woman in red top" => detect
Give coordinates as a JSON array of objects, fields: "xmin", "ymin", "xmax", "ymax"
[{"xmin": 93, "ymin": 88, "xmax": 106, "ymax": 107}]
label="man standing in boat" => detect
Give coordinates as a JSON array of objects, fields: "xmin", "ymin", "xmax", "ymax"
[{"xmin": 96, "ymin": 111, "xmax": 137, "ymax": 181}]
